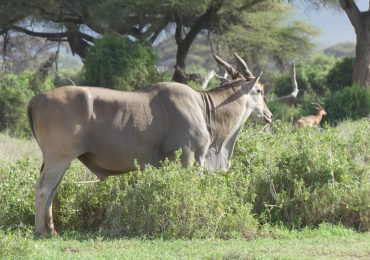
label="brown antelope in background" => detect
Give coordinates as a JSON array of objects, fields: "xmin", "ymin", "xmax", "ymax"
[{"xmin": 296, "ymin": 103, "xmax": 327, "ymax": 128}]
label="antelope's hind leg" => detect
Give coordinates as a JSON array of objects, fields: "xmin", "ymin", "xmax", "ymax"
[{"xmin": 34, "ymin": 158, "xmax": 71, "ymax": 236}]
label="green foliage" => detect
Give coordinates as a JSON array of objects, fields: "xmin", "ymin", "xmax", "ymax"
[
  {"xmin": 273, "ymin": 67, "xmax": 308, "ymax": 97},
  {"xmin": 0, "ymin": 231, "xmax": 32, "ymax": 259},
  {"xmin": 0, "ymin": 121, "xmax": 368, "ymax": 238},
  {"xmin": 104, "ymin": 161, "xmax": 257, "ymax": 239},
  {"xmin": 0, "ymin": 71, "xmax": 54, "ymax": 136},
  {"xmin": 233, "ymin": 120, "xmax": 369, "ymax": 230},
  {"xmin": 325, "ymin": 85, "xmax": 370, "ymax": 122},
  {"xmin": 273, "ymin": 55, "xmax": 336, "ymax": 97},
  {"xmin": 217, "ymin": 2, "xmax": 318, "ymax": 71},
  {"xmin": 267, "ymin": 100, "xmax": 303, "ymax": 122},
  {"xmin": 268, "ymin": 96, "xmax": 325, "ymax": 123},
  {"xmin": 0, "ymin": 159, "xmax": 39, "ymax": 228},
  {"xmin": 84, "ymin": 35, "xmax": 158, "ymax": 91},
  {"xmin": 326, "ymin": 57, "xmax": 354, "ymax": 92},
  {"xmin": 304, "ymin": 55, "xmax": 336, "ymax": 95}
]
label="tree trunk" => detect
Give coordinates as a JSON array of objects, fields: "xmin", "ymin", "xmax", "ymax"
[
  {"xmin": 339, "ymin": 0, "xmax": 370, "ymax": 88},
  {"xmin": 172, "ymin": 21, "xmax": 189, "ymax": 83},
  {"xmin": 353, "ymin": 22, "xmax": 370, "ymax": 87},
  {"xmin": 172, "ymin": 4, "xmax": 221, "ymax": 83}
]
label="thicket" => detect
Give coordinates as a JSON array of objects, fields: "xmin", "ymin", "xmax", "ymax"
[
  {"xmin": 273, "ymin": 55, "xmax": 336, "ymax": 97},
  {"xmin": 84, "ymin": 35, "xmax": 158, "ymax": 91},
  {"xmin": 0, "ymin": 120, "xmax": 368, "ymax": 238},
  {"xmin": 0, "ymin": 71, "xmax": 54, "ymax": 136},
  {"xmin": 326, "ymin": 57, "xmax": 354, "ymax": 93},
  {"xmin": 326, "ymin": 85, "xmax": 370, "ymax": 122},
  {"xmin": 271, "ymin": 56, "xmax": 369, "ymax": 123}
]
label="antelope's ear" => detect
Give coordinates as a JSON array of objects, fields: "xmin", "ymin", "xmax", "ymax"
[
  {"xmin": 250, "ymin": 71, "xmax": 263, "ymax": 88},
  {"xmin": 244, "ymin": 71, "xmax": 263, "ymax": 93}
]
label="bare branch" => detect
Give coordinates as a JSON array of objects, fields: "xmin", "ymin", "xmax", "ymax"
[
  {"xmin": 2, "ymin": 25, "xmax": 67, "ymax": 39},
  {"xmin": 276, "ymin": 61, "xmax": 302, "ymax": 105},
  {"xmin": 290, "ymin": 61, "xmax": 299, "ymax": 98}
]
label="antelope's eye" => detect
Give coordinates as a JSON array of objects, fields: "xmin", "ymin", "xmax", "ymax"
[{"xmin": 257, "ymin": 89, "xmax": 262, "ymax": 94}]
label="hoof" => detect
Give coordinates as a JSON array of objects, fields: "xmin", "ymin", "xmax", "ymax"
[
  {"xmin": 50, "ymin": 229, "xmax": 58, "ymax": 236},
  {"xmin": 34, "ymin": 229, "xmax": 58, "ymax": 238},
  {"xmin": 34, "ymin": 231, "xmax": 48, "ymax": 238}
]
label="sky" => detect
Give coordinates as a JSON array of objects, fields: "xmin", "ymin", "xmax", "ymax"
[{"xmin": 294, "ymin": 1, "xmax": 368, "ymax": 48}]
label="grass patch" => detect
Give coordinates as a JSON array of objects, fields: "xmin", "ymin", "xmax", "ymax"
[
  {"xmin": 0, "ymin": 133, "xmax": 41, "ymax": 162},
  {"xmin": 1, "ymin": 225, "xmax": 369, "ymax": 259}
]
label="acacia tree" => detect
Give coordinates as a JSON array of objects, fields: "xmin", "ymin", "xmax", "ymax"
[
  {"xmin": 212, "ymin": 3, "xmax": 317, "ymax": 72},
  {"xmin": 0, "ymin": 0, "xmax": 316, "ymax": 84}
]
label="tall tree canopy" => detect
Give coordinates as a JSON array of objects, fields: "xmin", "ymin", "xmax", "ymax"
[{"xmin": 0, "ymin": 0, "xmax": 317, "ymax": 83}]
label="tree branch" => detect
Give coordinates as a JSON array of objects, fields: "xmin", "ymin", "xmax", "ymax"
[
  {"xmin": 181, "ymin": 3, "xmax": 222, "ymax": 52},
  {"xmin": 174, "ymin": 14, "xmax": 183, "ymax": 46},
  {"xmin": 339, "ymin": 0, "xmax": 362, "ymax": 31},
  {"xmin": 1, "ymin": 25, "xmax": 67, "ymax": 39}
]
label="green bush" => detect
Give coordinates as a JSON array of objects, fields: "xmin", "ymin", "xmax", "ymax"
[
  {"xmin": 273, "ymin": 69, "xmax": 308, "ymax": 97},
  {"xmin": 53, "ymin": 160, "xmax": 258, "ymax": 239},
  {"xmin": 103, "ymin": 161, "xmax": 257, "ymax": 239},
  {"xmin": 267, "ymin": 100, "xmax": 303, "ymax": 122},
  {"xmin": 325, "ymin": 85, "xmax": 370, "ymax": 122},
  {"xmin": 0, "ymin": 71, "xmax": 54, "ymax": 136},
  {"xmin": 0, "ymin": 159, "xmax": 38, "ymax": 228},
  {"xmin": 326, "ymin": 57, "xmax": 354, "ymax": 93},
  {"xmin": 0, "ymin": 121, "xmax": 368, "ymax": 237},
  {"xmin": 268, "ymin": 97, "xmax": 323, "ymax": 123},
  {"xmin": 84, "ymin": 35, "xmax": 158, "ymax": 91},
  {"xmin": 304, "ymin": 56, "xmax": 335, "ymax": 95},
  {"xmin": 273, "ymin": 55, "xmax": 335, "ymax": 97},
  {"xmin": 233, "ymin": 120, "xmax": 369, "ymax": 230}
]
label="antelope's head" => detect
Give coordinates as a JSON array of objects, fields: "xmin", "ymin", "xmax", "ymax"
[
  {"xmin": 312, "ymin": 99, "xmax": 327, "ymax": 117},
  {"xmin": 213, "ymin": 53, "xmax": 272, "ymax": 124}
]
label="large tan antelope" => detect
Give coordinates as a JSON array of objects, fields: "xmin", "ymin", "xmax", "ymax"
[
  {"xmin": 27, "ymin": 53, "xmax": 272, "ymax": 236},
  {"xmin": 296, "ymin": 104, "xmax": 327, "ymax": 128}
]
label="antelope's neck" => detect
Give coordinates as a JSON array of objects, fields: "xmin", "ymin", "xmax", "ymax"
[
  {"xmin": 316, "ymin": 112, "xmax": 323, "ymax": 122},
  {"xmin": 200, "ymin": 86, "xmax": 248, "ymax": 141}
]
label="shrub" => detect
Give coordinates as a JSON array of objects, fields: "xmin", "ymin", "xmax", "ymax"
[
  {"xmin": 267, "ymin": 100, "xmax": 303, "ymax": 122},
  {"xmin": 325, "ymin": 85, "xmax": 370, "ymax": 122},
  {"xmin": 273, "ymin": 67, "xmax": 308, "ymax": 97},
  {"xmin": 0, "ymin": 159, "xmax": 39, "ymax": 228},
  {"xmin": 326, "ymin": 57, "xmax": 354, "ymax": 93},
  {"xmin": 233, "ymin": 120, "xmax": 369, "ymax": 230},
  {"xmin": 0, "ymin": 121, "xmax": 368, "ymax": 236},
  {"xmin": 268, "ymin": 97, "xmax": 323, "ymax": 123},
  {"xmin": 103, "ymin": 161, "xmax": 258, "ymax": 239},
  {"xmin": 84, "ymin": 35, "xmax": 158, "ymax": 91},
  {"xmin": 273, "ymin": 55, "xmax": 335, "ymax": 97},
  {"xmin": 304, "ymin": 56, "xmax": 335, "ymax": 95},
  {"xmin": 0, "ymin": 71, "xmax": 54, "ymax": 136}
]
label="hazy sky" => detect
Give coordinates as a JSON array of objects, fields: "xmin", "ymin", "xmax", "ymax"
[{"xmin": 294, "ymin": 1, "xmax": 368, "ymax": 48}]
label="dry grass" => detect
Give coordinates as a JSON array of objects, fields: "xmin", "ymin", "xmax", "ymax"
[{"xmin": 0, "ymin": 133, "xmax": 41, "ymax": 162}]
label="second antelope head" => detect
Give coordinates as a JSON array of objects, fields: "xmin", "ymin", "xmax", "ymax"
[{"xmin": 213, "ymin": 53, "xmax": 272, "ymax": 124}]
